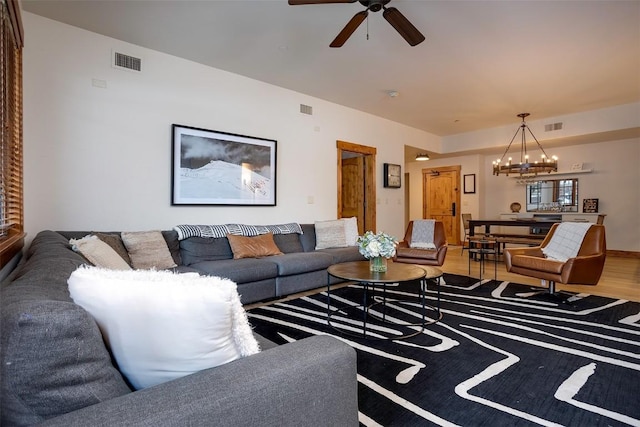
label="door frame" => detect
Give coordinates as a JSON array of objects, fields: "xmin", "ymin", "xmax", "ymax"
[
  {"xmin": 337, "ymin": 140, "xmax": 376, "ymax": 232},
  {"xmin": 422, "ymin": 165, "xmax": 461, "ymax": 245}
]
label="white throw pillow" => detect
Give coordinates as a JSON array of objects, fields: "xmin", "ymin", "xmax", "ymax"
[
  {"xmin": 69, "ymin": 235, "xmax": 132, "ymax": 270},
  {"xmin": 68, "ymin": 266, "xmax": 260, "ymax": 390},
  {"xmin": 315, "ymin": 219, "xmax": 347, "ymax": 249},
  {"xmin": 342, "ymin": 217, "xmax": 359, "ymax": 246}
]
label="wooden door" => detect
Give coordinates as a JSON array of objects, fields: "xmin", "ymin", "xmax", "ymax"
[
  {"xmin": 341, "ymin": 156, "xmax": 365, "ymax": 234},
  {"xmin": 337, "ymin": 140, "xmax": 376, "ymax": 234},
  {"xmin": 423, "ymin": 166, "xmax": 461, "ymax": 245}
]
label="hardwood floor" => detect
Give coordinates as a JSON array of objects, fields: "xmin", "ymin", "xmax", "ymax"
[
  {"xmin": 444, "ymin": 246, "xmax": 640, "ymax": 302},
  {"xmin": 245, "ymin": 249, "xmax": 639, "ymax": 310}
]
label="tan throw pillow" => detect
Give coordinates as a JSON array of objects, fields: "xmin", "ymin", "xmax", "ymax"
[
  {"xmin": 69, "ymin": 235, "xmax": 131, "ymax": 270},
  {"xmin": 121, "ymin": 231, "xmax": 177, "ymax": 270},
  {"xmin": 227, "ymin": 233, "xmax": 283, "ymax": 259},
  {"xmin": 314, "ymin": 219, "xmax": 347, "ymax": 249},
  {"xmin": 93, "ymin": 232, "xmax": 132, "ymax": 266}
]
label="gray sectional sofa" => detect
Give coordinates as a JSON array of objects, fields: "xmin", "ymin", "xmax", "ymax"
[{"xmin": 0, "ymin": 225, "xmax": 360, "ymax": 426}]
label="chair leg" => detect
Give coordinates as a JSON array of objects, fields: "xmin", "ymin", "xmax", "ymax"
[
  {"xmin": 461, "ymin": 231, "xmax": 469, "ymax": 256},
  {"xmin": 548, "ymin": 281, "xmax": 556, "ymax": 295}
]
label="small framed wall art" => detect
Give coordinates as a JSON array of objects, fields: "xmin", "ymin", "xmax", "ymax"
[
  {"xmin": 583, "ymin": 198, "xmax": 599, "ymax": 213},
  {"xmin": 383, "ymin": 163, "xmax": 401, "ymax": 188},
  {"xmin": 172, "ymin": 124, "xmax": 277, "ymax": 206},
  {"xmin": 463, "ymin": 174, "xmax": 476, "ymax": 194}
]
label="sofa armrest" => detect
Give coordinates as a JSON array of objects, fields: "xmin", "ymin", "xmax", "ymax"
[{"xmin": 40, "ymin": 335, "xmax": 358, "ymax": 427}]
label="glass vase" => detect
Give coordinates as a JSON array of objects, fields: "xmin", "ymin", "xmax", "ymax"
[{"xmin": 369, "ymin": 256, "xmax": 388, "ymax": 273}]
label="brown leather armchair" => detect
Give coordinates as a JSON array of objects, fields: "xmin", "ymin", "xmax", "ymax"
[
  {"xmin": 504, "ymin": 223, "xmax": 606, "ymax": 294},
  {"xmin": 393, "ymin": 220, "xmax": 448, "ymax": 266}
]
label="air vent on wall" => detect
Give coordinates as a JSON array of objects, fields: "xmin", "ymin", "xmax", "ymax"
[
  {"xmin": 112, "ymin": 51, "xmax": 142, "ymax": 72},
  {"xmin": 544, "ymin": 122, "xmax": 563, "ymax": 132},
  {"xmin": 300, "ymin": 104, "xmax": 313, "ymax": 115}
]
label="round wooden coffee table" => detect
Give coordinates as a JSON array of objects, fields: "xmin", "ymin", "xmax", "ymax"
[{"xmin": 326, "ymin": 261, "xmax": 443, "ymax": 339}]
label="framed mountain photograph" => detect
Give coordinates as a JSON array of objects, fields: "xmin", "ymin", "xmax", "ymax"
[{"xmin": 172, "ymin": 124, "xmax": 276, "ymax": 206}]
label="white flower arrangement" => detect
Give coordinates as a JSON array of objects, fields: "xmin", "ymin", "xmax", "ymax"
[{"xmin": 357, "ymin": 231, "xmax": 397, "ymax": 259}]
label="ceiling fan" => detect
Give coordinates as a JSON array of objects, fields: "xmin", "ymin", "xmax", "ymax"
[{"xmin": 288, "ymin": 0, "xmax": 425, "ymax": 48}]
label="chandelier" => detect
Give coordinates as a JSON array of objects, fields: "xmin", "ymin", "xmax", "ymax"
[{"xmin": 492, "ymin": 113, "xmax": 558, "ymax": 176}]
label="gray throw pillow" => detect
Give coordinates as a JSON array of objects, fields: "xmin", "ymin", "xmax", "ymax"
[{"xmin": 179, "ymin": 237, "xmax": 233, "ymax": 265}]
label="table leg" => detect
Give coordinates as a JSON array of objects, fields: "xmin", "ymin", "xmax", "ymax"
[
  {"xmin": 362, "ymin": 282, "xmax": 369, "ymax": 338},
  {"xmin": 381, "ymin": 282, "xmax": 387, "ymax": 322},
  {"xmin": 420, "ymin": 279, "xmax": 426, "ymax": 326},
  {"xmin": 326, "ymin": 272, "xmax": 331, "ymax": 318},
  {"xmin": 435, "ymin": 277, "xmax": 441, "ymax": 318}
]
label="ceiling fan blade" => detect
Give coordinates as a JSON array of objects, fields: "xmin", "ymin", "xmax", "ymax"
[
  {"xmin": 288, "ymin": 0, "xmax": 357, "ymax": 5},
  {"xmin": 330, "ymin": 10, "xmax": 368, "ymax": 48},
  {"xmin": 383, "ymin": 7, "xmax": 425, "ymax": 46}
]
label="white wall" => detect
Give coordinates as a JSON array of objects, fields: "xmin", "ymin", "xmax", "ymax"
[
  {"xmin": 22, "ymin": 13, "xmax": 437, "ymax": 243},
  {"xmin": 21, "ymin": 13, "xmax": 639, "ymax": 252},
  {"xmin": 407, "ymin": 138, "xmax": 640, "ymax": 251}
]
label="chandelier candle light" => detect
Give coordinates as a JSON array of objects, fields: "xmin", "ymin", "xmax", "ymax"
[
  {"xmin": 492, "ymin": 113, "xmax": 558, "ymax": 176},
  {"xmin": 357, "ymin": 231, "xmax": 397, "ymax": 273}
]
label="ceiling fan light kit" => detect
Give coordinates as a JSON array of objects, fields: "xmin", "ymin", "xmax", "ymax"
[
  {"xmin": 289, "ymin": 0, "xmax": 425, "ymax": 48},
  {"xmin": 492, "ymin": 113, "xmax": 558, "ymax": 177}
]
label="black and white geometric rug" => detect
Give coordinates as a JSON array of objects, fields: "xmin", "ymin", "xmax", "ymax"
[{"xmin": 247, "ymin": 274, "xmax": 640, "ymax": 426}]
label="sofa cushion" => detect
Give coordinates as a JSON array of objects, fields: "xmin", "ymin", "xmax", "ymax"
[
  {"xmin": 180, "ymin": 236, "xmax": 233, "ymax": 265},
  {"xmin": 121, "ymin": 230, "xmax": 177, "ymax": 270},
  {"xmin": 316, "ymin": 246, "xmax": 366, "ymax": 264},
  {"xmin": 69, "ymin": 235, "xmax": 132, "ymax": 270},
  {"xmin": 267, "ymin": 252, "xmax": 333, "ymax": 276},
  {"xmin": 1, "ymin": 231, "xmax": 131, "ymax": 426},
  {"xmin": 188, "ymin": 258, "xmax": 278, "ymax": 284},
  {"xmin": 227, "ymin": 233, "xmax": 283, "ymax": 259},
  {"xmin": 68, "ymin": 267, "xmax": 260, "ymax": 390},
  {"xmin": 273, "ymin": 233, "xmax": 304, "ymax": 253}
]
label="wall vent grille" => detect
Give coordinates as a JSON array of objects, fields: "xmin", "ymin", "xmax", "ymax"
[
  {"xmin": 300, "ymin": 104, "xmax": 313, "ymax": 115},
  {"xmin": 544, "ymin": 122, "xmax": 563, "ymax": 132},
  {"xmin": 113, "ymin": 51, "xmax": 142, "ymax": 72}
]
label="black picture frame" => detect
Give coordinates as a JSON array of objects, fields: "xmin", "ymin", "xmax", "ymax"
[
  {"xmin": 383, "ymin": 163, "xmax": 401, "ymax": 188},
  {"xmin": 463, "ymin": 174, "xmax": 476, "ymax": 194},
  {"xmin": 171, "ymin": 124, "xmax": 277, "ymax": 206},
  {"xmin": 583, "ymin": 198, "xmax": 599, "ymax": 213}
]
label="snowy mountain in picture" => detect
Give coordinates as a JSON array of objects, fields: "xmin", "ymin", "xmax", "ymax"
[{"xmin": 179, "ymin": 160, "xmax": 271, "ymax": 201}]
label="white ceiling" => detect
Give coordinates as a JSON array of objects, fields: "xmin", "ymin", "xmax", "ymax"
[{"xmin": 21, "ymin": 0, "xmax": 640, "ymax": 140}]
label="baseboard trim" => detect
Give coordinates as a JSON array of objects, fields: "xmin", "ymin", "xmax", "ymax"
[{"xmin": 607, "ymin": 250, "xmax": 639, "ymax": 259}]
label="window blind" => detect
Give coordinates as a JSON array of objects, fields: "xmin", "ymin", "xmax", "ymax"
[{"xmin": 0, "ymin": 0, "xmax": 24, "ymax": 267}]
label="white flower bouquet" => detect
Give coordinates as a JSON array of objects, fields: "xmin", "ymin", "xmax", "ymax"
[{"xmin": 357, "ymin": 231, "xmax": 397, "ymax": 259}]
